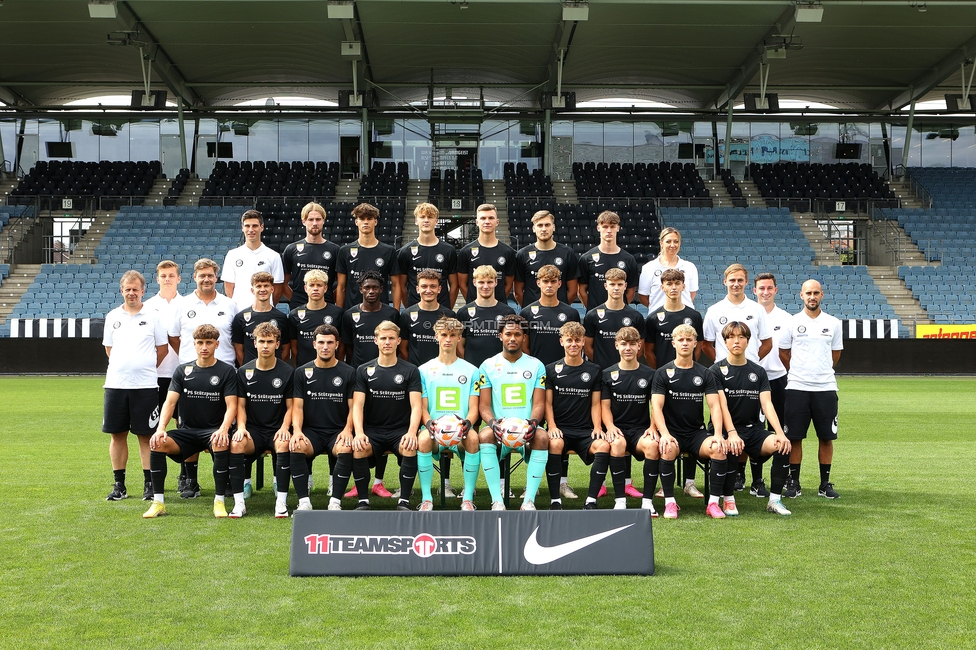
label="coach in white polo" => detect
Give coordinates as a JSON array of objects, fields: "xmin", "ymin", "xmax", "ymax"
[
  {"xmin": 778, "ymin": 278, "xmax": 843, "ymax": 500},
  {"xmin": 102, "ymin": 269, "xmax": 169, "ymax": 503},
  {"xmin": 169, "ymin": 258, "xmax": 238, "ymax": 366},
  {"xmin": 702, "ymin": 263, "xmax": 771, "ymax": 363},
  {"xmin": 221, "ymin": 209, "xmax": 285, "ymax": 310}
]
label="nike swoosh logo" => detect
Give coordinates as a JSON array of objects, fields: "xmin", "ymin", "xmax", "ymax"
[
  {"xmin": 725, "ymin": 376, "xmax": 735, "ymax": 380},
  {"xmin": 412, "ymin": 256, "xmax": 422, "ymax": 261},
  {"xmin": 523, "ymin": 524, "xmax": 634, "ymax": 565},
  {"xmin": 298, "ymin": 319, "xmax": 308, "ymax": 324},
  {"xmin": 247, "ymin": 380, "xmax": 258, "ymax": 385},
  {"xmin": 556, "ymin": 374, "xmax": 567, "ymax": 378},
  {"xmin": 368, "ymin": 377, "xmax": 378, "ymax": 381},
  {"xmin": 593, "ymin": 263, "xmax": 604, "ymax": 268},
  {"xmin": 598, "ymin": 319, "xmax": 609, "ymax": 323},
  {"xmin": 669, "ymin": 378, "xmax": 679, "ymax": 383},
  {"xmin": 306, "ymin": 379, "xmax": 316, "ymax": 384}
]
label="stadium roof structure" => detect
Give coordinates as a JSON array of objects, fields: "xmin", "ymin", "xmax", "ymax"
[{"xmin": 2, "ymin": 0, "xmax": 976, "ymax": 115}]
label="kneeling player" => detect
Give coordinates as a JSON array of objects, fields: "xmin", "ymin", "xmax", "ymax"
[
  {"xmin": 291, "ymin": 325, "xmax": 356, "ymax": 514},
  {"xmin": 417, "ymin": 317, "xmax": 481, "ymax": 511},
  {"xmin": 710, "ymin": 321, "xmax": 793, "ymax": 516},
  {"xmin": 652, "ymin": 324, "xmax": 728, "ymax": 519},
  {"xmin": 350, "ymin": 321, "xmax": 423, "ymax": 511},
  {"xmin": 228, "ymin": 322, "xmax": 294, "ymax": 518},
  {"xmin": 545, "ymin": 322, "xmax": 606, "ymax": 510},
  {"xmin": 476, "ymin": 314, "xmax": 549, "ymax": 511},
  {"xmin": 144, "ymin": 324, "xmax": 238, "ymax": 518},
  {"xmin": 601, "ymin": 327, "xmax": 661, "ymax": 513}
]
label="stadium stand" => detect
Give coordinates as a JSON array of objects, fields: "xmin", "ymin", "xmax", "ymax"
[
  {"xmin": 506, "ymin": 162, "xmax": 553, "ymax": 198},
  {"xmin": 572, "ymin": 161, "xmax": 711, "ymax": 206},
  {"xmin": 9, "ymin": 160, "xmax": 162, "ymax": 210},
  {"xmin": 200, "ymin": 160, "xmax": 340, "ymax": 206},
  {"xmin": 163, "ymin": 168, "xmax": 191, "ymax": 206},
  {"xmin": 749, "ymin": 162, "xmax": 897, "ymax": 211},
  {"xmin": 427, "ymin": 166, "xmax": 485, "ymax": 211}
]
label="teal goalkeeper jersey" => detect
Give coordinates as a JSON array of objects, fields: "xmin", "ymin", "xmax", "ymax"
[
  {"xmin": 419, "ymin": 357, "xmax": 480, "ymax": 421},
  {"xmin": 475, "ymin": 352, "xmax": 546, "ymax": 421}
]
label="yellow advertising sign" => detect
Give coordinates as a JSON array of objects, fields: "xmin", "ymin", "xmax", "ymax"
[{"xmin": 916, "ymin": 324, "xmax": 976, "ymax": 339}]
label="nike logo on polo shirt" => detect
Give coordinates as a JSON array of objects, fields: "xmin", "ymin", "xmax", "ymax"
[{"xmin": 522, "ymin": 524, "xmax": 634, "ymax": 565}]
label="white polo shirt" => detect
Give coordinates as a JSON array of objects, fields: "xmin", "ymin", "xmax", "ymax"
[
  {"xmin": 759, "ymin": 305, "xmax": 792, "ymax": 381},
  {"xmin": 221, "ymin": 243, "xmax": 285, "ymax": 311},
  {"xmin": 703, "ymin": 296, "xmax": 771, "ymax": 363},
  {"xmin": 144, "ymin": 291, "xmax": 181, "ymax": 380},
  {"xmin": 638, "ymin": 256, "xmax": 699, "ymax": 312},
  {"xmin": 168, "ymin": 291, "xmax": 238, "ymax": 365},
  {"xmin": 102, "ymin": 305, "xmax": 169, "ymax": 389},
  {"xmin": 779, "ymin": 310, "xmax": 843, "ymax": 392}
]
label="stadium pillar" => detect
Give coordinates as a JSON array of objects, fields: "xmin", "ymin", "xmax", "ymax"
[
  {"xmin": 361, "ymin": 107, "xmax": 369, "ymax": 174},
  {"xmin": 177, "ymin": 100, "xmax": 188, "ymax": 172},
  {"xmin": 0, "ymin": 122, "xmax": 5, "ymax": 179},
  {"xmin": 723, "ymin": 99, "xmax": 733, "ymax": 170},
  {"xmin": 544, "ymin": 108, "xmax": 552, "ymax": 176},
  {"xmin": 901, "ymin": 94, "xmax": 916, "ymax": 170}
]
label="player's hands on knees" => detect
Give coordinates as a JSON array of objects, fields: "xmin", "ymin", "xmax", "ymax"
[
  {"xmin": 659, "ymin": 434, "xmax": 676, "ymax": 455},
  {"xmin": 549, "ymin": 427, "xmax": 563, "ymax": 440},
  {"xmin": 289, "ymin": 432, "xmax": 309, "ymax": 453},
  {"xmin": 150, "ymin": 429, "xmax": 167, "ymax": 450},
  {"xmin": 642, "ymin": 427, "xmax": 659, "ymax": 441},
  {"xmin": 774, "ymin": 433, "xmax": 791, "ymax": 454},
  {"xmin": 233, "ymin": 428, "xmax": 249, "ymax": 444},
  {"xmin": 352, "ymin": 433, "xmax": 370, "ymax": 452},
  {"xmin": 273, "ymin": 428, "xmax": 290, "ymax": 444},
  {"xmin": 726, "ymin": 433, "xmax": 744, "ymax": 455},
  {"xmin": 591, "ymin": 428, "xmax": 606, "ymax": 440},
  {"xmin": 210, "ymin": 429, "xmax": 229, "ymax": 448},
  {"xmin": 337, "ymin": 429, "xmax": 353, "ymax": 448},
  {"xmin": 605, "ymin": 425, "xmax": 622, "ymax": 442},
  {"xmin": 402, "ymin": 431, "xmax": 418, "ymax": 452},
  {"xmin": 708, "ymin": 434, "xmax": 726, "ymax": 454}
]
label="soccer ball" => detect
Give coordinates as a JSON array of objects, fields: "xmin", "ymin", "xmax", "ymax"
[
  {"xmin": 495, "ymin": 417, "xmax": 533, "ymax": 449},
  {"xmin": 432, "ymin": 414, "xmax": 465, "ymax": 448}
]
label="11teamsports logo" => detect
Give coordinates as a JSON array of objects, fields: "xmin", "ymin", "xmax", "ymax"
[{"xmin": 304, "ymin": 533, "xmax": 476, "ymax": 557}]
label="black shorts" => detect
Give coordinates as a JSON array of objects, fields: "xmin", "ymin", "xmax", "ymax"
[
  {"xmin": 103, "ymin": 388, "xmax": 159, "ymax": 436},
  {"xmin": 622, "ymin": 429, "xmax": 650, "ymax": 460},
  {"xmin": 735, "ymin": 423, "xmax": 772, "ymax": 459},
  {"xmin": 673, "ymin": 429, "xmax": 712, "ymax": 458},
  {"xmin": 367, "ymin": 429, "xmax": 407, "ymax": 460},
  {"xmin": 561, "ymin": 429, "xmax": 596, "ymax": 464},
  {"xmin": 304, "ymin": 429, "xmax": 339, "ymax": 458},
  {"xmin": 765, "ymin": 375, "xmax": 787, "ymax": 431},
  {"xmin": 167, "ymin": 427, "xmax": 217, "ymax": 460},
  {"xmin": 245, "ymin": 427, "xmax": 277, "ymax": 457},
  {"xmin": 783, "ymin": 390, "xmax": 838, "ymax": 441}
]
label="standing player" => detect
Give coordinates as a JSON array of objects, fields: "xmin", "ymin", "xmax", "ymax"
[
  {"xmin": 520, "ymin": 264, "xmax": 580, "ymax": 366},
  {"xmin": 231, "ymin": 271, "xmax": 290, "ymax": 365},
  {"xmin": 287, "ymin": 269, "xmax": 344, "ymax": 367},
  {"xmin": 702, "ymin": 263, "xmax": 771, "ymax": 364},
  {"xmin": 335, "ymin": 202, "xmax": 398, "ymax": 309},
  {"xmin": 652, "ymin": 324, "xmax": 729, "ymax": 519},
  {"xmin": 393, "ymin": 202, "xmax": 458, "ymax": 309},
  {"xmin": 709, "ymin": 321, "xmax": 793, "ymax": 516},
  {"xmin": 400, "ymin": 270, "xmax": 456, "ymax": 366},
  {"xmin": 144, "ymin": 260, "xmax": 182, "ymax": 449},
  {"xmin": 779, "ymin": 279, "xmax": 843, "ymax": 500},
  {"xmin": 281, "ymin": 202, "xmax": 340, "ymax": 308},
  {"xmin": 457, "ymin": 203, "xmax": 515, "ymax": 303},
  {"xmin": 349, "ymin": 321, "xmax": 423, "ymax": 511},
  {"xmin": 460, "ymin": 265, "xmax": 515, "ymax": 368},
  {"xmin": 342, "ymin": 270, "xmax": 401, "ymax": 368},
  {"xmin": 638, "ymin": 227, "xmax": 699, "ymax": 311},
  {"xmin": 291, "ymin": 325, "xmax": 357, "ymax": 514},
  {"xmin": 416, "ymin": 317, "xmax": 481, "ymax": 511},
  {"xmin": 600, "ymin": 327, "xmax": 661, "ymax": 513},
  {"xmin": 584, "ymin": 268, "xmax": 645, "ymax": 371},
  {"xmin": 102, "ymin": 270, "xmax": 169, "ymax": 502},
  {"xmin": 578, "ymin": 211, "xmax": 640, "ymax": 310},
  {"xmin": 475, "ymin": 314, "xmax": 550, "ymax": 511},
  {"xmin": 544, "ymin": 322, "xmax": 606, "ymax": 510},
  {"xmin": 514, "ymin": 210, "xmax": 579, "ymax": 307},
  {"xmin": 143, "ymin": 324, "xmax": 238, "ymax": 518},
  {"xmin": 228, "ymin": 322, "xmax": 294, "ymax": 518},
  {"xmin": 221, "ymin": 209, "xmax": 285, "ymax": 310}
]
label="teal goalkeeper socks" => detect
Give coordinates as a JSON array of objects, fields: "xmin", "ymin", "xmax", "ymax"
[
  {"xmin": 480, "ymin": 443, "xmax": 503, "ymax": 503},
  {"xmin": 524, "ymin": 449, "xmax": 549, "ymax": 503},
  {"xmin": 462, "ymin": 451, "xmax": 480, "ymax": 502},
  {"xmin": 417, "ymin": 451, "xmax": 434, "ymax": 502}
]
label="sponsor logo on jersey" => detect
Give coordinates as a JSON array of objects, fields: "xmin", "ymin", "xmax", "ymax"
[
  {"xmin": 272, "ymin": 378, "xmax": 283, "ymax": 388},
  {"xmin": 218, "ymin": 311, "xmax": 226, "ymax": 317},
  {"xmin": 245, "ymin": 369, "xmax": 255, "ymax": 380},
  {"xmin": 323, "ymin": 251, "xmax": 332, "ymax": 260},
  {"xmin": 683, "ymin": 318, "xmax": 692, "ymax": 325},
  {"xmin": 350, "ymin": 247, "xmax": 359, "ymax": 258},
  {"xmin": 470, "ymin": 247, "xmax": 479, "ymax": 258},
  {"xmin": 748, "ymin": 373, "xmax": 758, "ymax": 382},
  {"xmin": 210, "ymin": 376, "xmax": 220, "ymax": 385},
  {"xmin": 243, "ymin": 311, "xmax": 252, "ymax": 322},
  {"xmin": 305, "ymin": 367, "xmax": 314, "ymax": 379},
  {"xmin": 720, "ymin": 365, "xmax": 728, "ymax": 375},
  {"xmin": 367, "ymin": 366, "xmax": 376, "ymax": 377},
  {"xmin": 303, "ymin": 532, "xmax": 476, "ymax": 557},
  {"xmin": 394, "ymin": 374, "xmax": 404, "ymax": 384},
  {"xmin": 610, "ymin": 370, "xmax": 619, "ymax": 382},
  {"xmin": 352, "ymin": 312, "xmax": 361, "ymax": 323},
  {"xmin": 498, "ymin": 256, "xmax": 506, "ymax": 265},
  {"xmin": 467, "ymin": 306, "xmax": 476, "ymax": 317},
  {"xmin": 746, "ymin": 314, "xmax": 754, "ymax": 320},
  {"xmin": 333, "ymin": 376, "xmax": 343, "ymax": 386},
  {"xmin": 187, "ymin": 310, "xmax": 196, "ymax": 318},
  {"xmin": 666, "ymin": 367, "xmax": 675, "ymax": 378},
  {"xmin": 324, "ymin": 316, "xmax": 333, "ymax": 324},
  {"xmin": 558, "ymin": 313, "xmax": 568, "ymax": 322},
  {"xmin": 638, "ymin": 378, "xmax": 648, "ymax": 388},
  {"xmin": 435, "ymin": 253, "xmax": 445, "ymax": 263},
  {"xmin": 235, "ymin": 259, "xmax": 244, "ymax": 267},
  {"xmin": 581, "ymin": 372, "xmax": 591, "ymax": 382},
  {"xmin": 693, "ymin": 376, "xmax": 703, "ymax": 386}
]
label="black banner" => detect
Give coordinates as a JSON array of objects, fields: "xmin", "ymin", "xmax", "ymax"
[{"xmin": 290, "ymin": 511, "xmax": 654, "ymax": 576}]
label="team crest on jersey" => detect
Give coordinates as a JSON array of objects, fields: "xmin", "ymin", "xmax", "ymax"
[
  {"xmin": 410, "ymin": 311, "xmax": 419, "ymax": 322},
  {"xmin": 272, "ymin": 378, "xmax": 283, "ymax": 388},
  {"xmin": 522, "ymin": 371, "xmax": 532, "ymax": 379},
  {"xmin": 719, "ymin": 316, "xmax": 728, "ymax": 324},
  {"xmin": 610, "ymin": 370, "xmax": 619, "ymax": 381},
  {"xmin": 112, "ymin": 321, "xmax": 121, "ymax": 329},
  {"xmin": 243, "ymin": 311, "xmax": 252, "ymax": 322},
  {"xmin": 528, "ymin": 251, "xmax": 537, "ymax": 261},
  {"xmin": 683, "ymin": 318, "xmax": 693, "ymax": 325},
  {"xmin": 411, "ymin": 246, "xmax": 420, "ymax": 256},
  {"xmin": 498, "ymin": 256, "xmax": 506, "ymax": 265},
  {"xmin": 555, "ymin": 364, "xmax": 564, "ymax": 374},
  {"xmin": 471, "ymin": 247, "xmax": 479, "ymax": 257},
  {"xmin": 323, "ymin": 251, "xmax": 332, "ymax": 260},
  {"xmin": 297, "ymin": 309, "xmax": 306, "ymax": 320},
  {"xmin": 245, "ymin": 369, "xmax": 255, "ymax": 380},
  {"xmin": 458, "ymin": 375, "xmax": 467, "ymax": 384},
  {"xmin": 720, "ymin": 365, "xmax": 728, "ymax": 376},
  {"xmin": 333, "ymin": 376, "xmax": 343, "ymax": 386},
  {"xmin": 394, "ymin": 374, "xmax": 404, "ymax": 384},
  {"xmin": 350, "ymin": 247, "xmax": 359, "ymax": 258},
  {"xmin": 597, "ymin": 309, "xmax": 606, "ymax": 319},
  {"xmin": 435, "ymin": 254, "xmax": 445, "ymax": 263},
  {"xmin": 617, "ymin": 261, "xmax": 626, "ymax": 269},
  {"xmin": 557, "ymin": 313, "xmax": 567, "ymax": 321},
  {"xmin": 269, "ymin": 319, "xmax": 278, "ymax": 328},
  {"xmin": 235, "ymin": 259, "xmax": 243, "ymax": 267},
  {"xmin": 692, "ymin": 376, "xmax": 703, "ymax": 386},
  {"xmin": 582, "ymin": 372, "xmax": 591, "ymax": 382},
  {"xmin": 375, "ymin": 258, "xmax": 385, "ymax": 267},
  {"xmin": 297, "ymin": 243, "xmax": 306, "ymax": 252},
  {"xmin": 798, "ymin": 325, "xmax": 807, "ymax": 334},
  {"xmin": 748, "ymin": 373, "xmax": 758, "ymax": 382},
  {"xmin": 352, "ymin": 312, "xmax": 361, "ymax": 323},
  {"xmin": 591, "ymin": 253, "xmax": 600, "ymax": 262},
  {"xmin": 638, "ymin": 378, "xmax": 648, "ymax": 388},
  {"xmin": 324, "ymin": 316, "xmax": 333, "ymax": 324},
  {"xmin": 305, "ymin": 367, "xmax": 314, "ymax": 379},
  {"xmin": 554, "ymin": 257, "xmax": 564, "ymax": 266},
  {"xmin": 657, "ymin": 311, "xmax": 666, "ymax": 322},
  {"xmin": 187, "ymin": 310, "xmax": 196, "ymax": 318},
  {"xmin": 210, "ymin": 376, "xmax": 220, "ymax": 386},
  {"xmin": 467, "ymin": 306, "xmax": 476, "ymax": 317},
  {"xmin": 622, "ymin": 318, "xmax": 632, "ymax": 326},
  {"xmin": 367, "ymin": 366, "xmax": 376, "ymax": 377},
  {"xmin": 654, "ymin": 269, "xmax": 662, "ymax": 277},
  {"xmin": 184, "ymin": 366, "xmax": 193, "ymax": 376},
  {"xmin": 666, "ymin": 367, "xmax": 675, "ymax": 379},
  {"xmin": 530, "ymin": 305, "xmax": 539, "ymax": 315}
]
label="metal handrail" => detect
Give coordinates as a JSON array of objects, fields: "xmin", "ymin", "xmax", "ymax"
[{"xmin": 902, "ymin": 168, "xmax": 933, "ymax": 209}]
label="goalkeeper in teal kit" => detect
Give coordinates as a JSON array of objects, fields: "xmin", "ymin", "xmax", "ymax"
[{"xmin": 475, "ymin": 314, "xmax": 550, "ymax": 511}]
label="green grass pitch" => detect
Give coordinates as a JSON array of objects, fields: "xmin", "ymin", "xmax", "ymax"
[{"xmin": 1, "ymin": 375, "xmax": 974, "ymax": 649}]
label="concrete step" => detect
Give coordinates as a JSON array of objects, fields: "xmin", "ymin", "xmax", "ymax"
[
  {"xmin": 793, "ymin": 212, "xmax": 843, "ymax": 265},
  {"xmin": 737, "ymin": 179, "xmax": 769, "ymax": 208},
  {"xmin": 703, "ymin": 180, "xmax": 735, "ymax": 208},
  {"xmin": 177, "ymin": 180, "xmax": 206, "ymax": 206},
  {"xmin": 0, "ymin": 264, "xmax": 41, "ymax": 324},
  {"xmin": 143, "ymin": 178, "xmax": 172, "ymax": 207},
  {"xmin": 69, "ymin": 212, "xmax": 118, "ymax": 263},
  {"xmin": 866, "ymin": 265, "xmax": 932, "ymax": 333}
]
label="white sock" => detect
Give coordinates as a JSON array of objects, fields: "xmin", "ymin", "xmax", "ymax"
[
  {"xmin": 585, "ymin": 496, "xmax": 596, "ymax": 505},
  {"xmin": 769, "ymin": 493, "xmax": 781, "ymax": 502},
  {"xmin": 214, "ymin": 495, "xmax": 225, "ymax": 503},
  {"xmin": 299, "ymin": 496, "xmax": 311, "ymax": 507},
  {"xmin": 665, "ymin": 496, "xmax": 676, "ymax": 505},
  {"xmin": 373, "ymin": 478, "xmax": 382, "ymax": 487},
  {"xmin": 560, "ymin": 477, "xmax": 568, "ymax": 485},
  {"xmin": 234, "ymin": 493, "xmax": 245, "ymax": 508},
  {"xmin": 550, "ymin": 497, "xmax": 562, "ymax": 505},
  {"xmin": 625, "ymin": 478, "xmax": 633, "ymax": 486},
  {"xmin": 276, "ymin": 491, "xmax": 288, "ymax": 504},
  {"xmin": 641, "ymin": 498, "xmax": 654, "ymax": 509},
  {"xmin": 685, "ymin": 478, "xmax": 695, "ymax": 487},
  {"xmin": 614, "ymin": 497, "xmax": 626, "ymax": 507},
  {"xmin": 154, "ymin": 494, "xmax": 164, "ymax": 504},
  {"xmin": 708, "ymin": 495, "xmax": 720, "ymax": 505},
  {"xmin": 329, "ymin": 497, "xmax": 341, "ymax": 508}
]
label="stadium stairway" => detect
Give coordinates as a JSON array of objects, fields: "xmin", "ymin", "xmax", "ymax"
[
  {"xmin": 66, "ymin": 211, "xmax": 117, "ymax": 264},
  {"xmin": 0, "ymin": 179, "xmax": 18, "ymax": 204},
  {"xmin": 703, "ymin": 179, "xmax": 734, "ymax": 207},
  {"xmin": 737, "ymin": 179, "xmax": 772, "ymax": 208},
  {"xmin": 176, "ymin": 179, "xmax": 205, "ymax": 206},
  {"xmin": 407, "ymin": 179, "xmax": 429, "ymax": 207},
  {"xmin": 553, "ymin": 180, "xmax": 577, "ymax": 205},
  {"xmin": 887, "ymin": 178, "xmax": 925, "ymax": 209},
  {"xmin": 0, "ymin": 264, "xmax": 41, "ymax": 326},
  {"xmin": 792, "ymin": 212, "xmax": 844, "ymax": 265},
  {"xmin": 865, "ymin": 266, "xmax": 931, "ymax": 333},
  {"xmin": 334, "ymin": 179, "xmax": 360, "ymax": 204},
  {"xmin": 143, "ymin": 178, "xmax": 172, "ymax": 207}
]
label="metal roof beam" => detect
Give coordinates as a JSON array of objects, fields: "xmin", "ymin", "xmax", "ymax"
[
  {"xmin": 0, "ymin": 86, "xmax": 34, "ymax": 107},
  {"xmin": 543, "ymin": 12, "xmax": 580, "ymax": 95},
  {"xmin": 879, "ymin": 31, "xmax": 976, "ymax": 110}
]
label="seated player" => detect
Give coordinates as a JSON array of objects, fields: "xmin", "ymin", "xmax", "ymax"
[
  {"xmin": 600, "ymin": 327, "xmax": 661, "ymax": 513},
  {"xmin": 544, "ymin": 322, "xmax": 606, "ymax": 510},
  {"xmin": 292, "ymin": 325, "xmax": 357, "ymax": 514},
  {"xmin": 227, "ymin": 322, "xmax": 294, "ymax": 518},
  {"xmin": 652, "ymin": 324, "xmax": 729, "ymax": 520},
  {"xmin": 710, "ymin": 321, "xmax": 793, "ymax": 516},
  {"xmin": 475, "ymin": 314, "xmax": 549, "ymax": 511},
  {"xmin": 417, "ymin": 317, "xmax": 481, "ymax": 511},
  {"xmin": 144, "ymin": 324, "xmax": 238, "ymax": 518},
  {"xmin": 350, "ymin": 321, "xmax": 423, "ymax": 511}
]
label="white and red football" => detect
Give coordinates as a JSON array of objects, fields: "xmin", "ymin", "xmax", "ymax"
[
  {"xmin": 495, "ymin": 417, "xmax": 533, "ymax": 449},
  {"xmin": 432, "ymin": 414, "xmax": 465, "ymax": 448}
]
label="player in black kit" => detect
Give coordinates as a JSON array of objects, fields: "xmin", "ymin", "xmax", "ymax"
[
  {"xmin": 335, "ymin": 202, "xmax": 397, "ymax": 308},
  {"xmin": 342, "ymin": 270, "xmax": 401, "ymax": 367},
  {"xmin": 652, "ymin": 324, "xmax": 729, "ymax": 520},
  {"xmin": 544, "ymin": 322, "xmax": 606, "ymax": 510},
  {"xmin": 584, "ymin": 268, "xmax": 645, "ymax": 370},
  {"xmin": 232, "ymin": 271, "xmax": 290, "ymax": 365},
  {"xmin": 514, "ymin": 209, "xmax": 579, "ymax": 306},
  {"xmin": 281, "ymin": 202, "xmax": 340, "ymax": 307},
  {"xmin": 601, "ymin": 327, "xmax": 661, "ymax": 513},
  {"xmin": 351, "ymin": 321, "xmax": 423, "ymax": 511},
  {"xmin": 399, "ymin": 270, "xmax": 456, "ymax": 366},
  {"xmin": 228, "ymin": 322, "xmax": 294, "ymax": 518},
  {"xmin": 577, "ymin": 211, "xmax": 640, "ymax": 310},
  {"xmin": 393, "ymin": 202, "xmax": 458, "ymax": 309},
  {"xmin": 144, "ymin": 324, "xmax": 238, "ymax": 518},
  {"xmin": 287, "ymin": 269, "xmax": 344, "ymax": 366},
  {"xmin": 457, "ymin": 203, "xmax": 515, "ymax": 303},
  {"xmin": 460, "ymin": 265, "xmax": 515, "ymax": 368},
  {"xmin": 291, "ymin": 324, "xmax": 357, "ymax": 514},
  {"xmin": 709, "ymin": 321, "xmax": 793, "ymax": 516},
  {"xmin": 520, "ymin": 264, "xmax": 581, "ymax": 365}
]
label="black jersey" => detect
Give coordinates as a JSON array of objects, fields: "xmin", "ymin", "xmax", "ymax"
[
  {"xmin": 341, "ymin": 304, "xmax": 400, "ymax": 368},
  {"xmin": 601, "ymin": 363, "xmax": 655, "ymax": 432},
  {"xmin": 514, "ymin": 242, "xmax": 579, "ymax": 306},
  {"xmin": 281, "ymin": 239, "xmax": 341, "ymax": 307},
  {"xmin": 520, "ymin": 301, "xmax": 581, "ymax": 365},
  {"xmin": 583, "ymin": 303, "xmax": 646, "ymax": 370},
  {"xmin": 578, "ymin": 247, "xmax": 640, "ymax": 311},
  {"xmin": 461, "ymin": 301, "xmax": 516, "ymax": 369},
  {"xmin": 231, "ymin": 307, "xmax": 290, "ymax": 364},
  {"xmin": 457, "ymin": 241, "xmax": 516, "ymax": 302},
  {"xmin": 294, "ymin": 361, "xmax": 356, "ymax": 435},
  {"xmin": 708, "ymin": 359, "xmax": 770, "ymax": 428},
  {"xmin": 236, "ymin": 359, "xmax": 294, "ymax": 432},
  {"xmin": 651, "ymin": 361, "xmax": 719, "ymax": 436},
  {"xmin": 644, "ymin": 305, "xmax": 704, "ymax": 368},
  {"xmin": 287, "ymin": 303, "xmax": 345, "ymax": 367},
  {"xmin": 546, "ymin": 359, "xmax": 602, "ymax": 431},
  {"xmin": 336, "ymin": 240, "xmax": 397, "ymax": 307},
  {"xmin": 354, "ymin": 359, "xmax": 422, "ymax": 434},
  {"xmin": 401, "ymin": 304, "xmax": 456, "ymax": 366},
  {"xmin": 168, "ymin": 360, "xmax": 237, "ymax": 430},
  {"xmin": 396, "ymin": 239, "xmax": 458, "ymax": 308}
]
